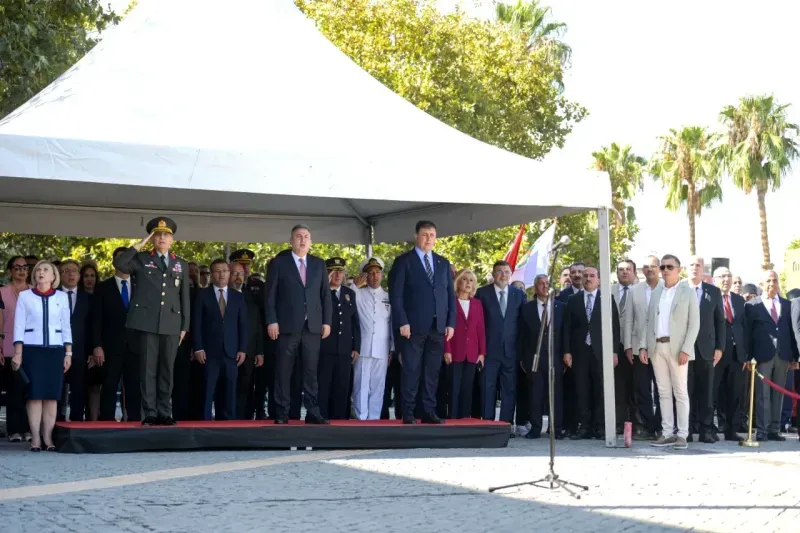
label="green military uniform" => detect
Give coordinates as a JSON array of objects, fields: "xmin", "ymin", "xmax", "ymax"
[{"xmin": 113, "ymin": 217, "xmax": 190, "ymax": 423}]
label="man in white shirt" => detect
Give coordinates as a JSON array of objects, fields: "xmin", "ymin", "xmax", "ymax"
[
  {"xmin": 642, "ymin": 254, "xmax": 700, "ymax": 450},
  {"xmin": 351, "ymin": 257, "xmax": 393, "ymax": 420}
]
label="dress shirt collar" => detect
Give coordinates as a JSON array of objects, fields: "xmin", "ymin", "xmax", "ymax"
[
  {"xmin": 62, "ymin": 286, "xmax": 77, "ymax": 293},
  {"xmin": 584, "ymin": 288, "xmax": 598, "ymax": 299},
  {"xmin": 213, "ymin": 285, "xmax": 228, "ymax": 298},
  {"xmin": 494, "ymin": 284, "xmax": 508, "ymax": 298},
  {"xmin": 291, "ymin": 251, "xmax": 307, "ymax": 265},
  {"xmin": 761, "ymin": 294, "xmax": 780, "ymax": 312},
  {"xmin": 331, "ymin": 285, "xmax": 341, "ymax": 298},
  {"xmin": 414, "ymin": 247, "xmax": 433, "ymax": 266}
]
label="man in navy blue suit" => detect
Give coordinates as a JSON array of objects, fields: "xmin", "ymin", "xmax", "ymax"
[
  {"xmin": 193, "ymin": 259, "xmax": 249, "ymax": 421},
  {"xmin": 59, "ymin": 259, "xmax": 93, "ymax": 422},
  {"xmin": 389, "ymin": 220, "xmax": 456, "ymax": 424},
  {"xmin": 266, "ymin": 224, "xmax": 333, "ymax": 424},
  {"xmin": 557, "ymin": 262, "xmax": 584, "ymax": 302},
  {"xmin": 519, "ymin": 274, "xmax": 565, "ymax": 439},
  {"xmin": 745, "ymin": 270, "xmax": 799, "ymax": 441},
  {"xmin": 475, "ymin": 260, "xmax": 526, "ymax": 423}
]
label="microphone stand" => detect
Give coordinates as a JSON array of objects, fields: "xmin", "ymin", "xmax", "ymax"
[{"xmin": 488, "ymin": 243, "xmax": 588, "ymax": 499}]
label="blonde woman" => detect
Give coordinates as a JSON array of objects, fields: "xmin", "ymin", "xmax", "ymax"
[
  {"xmin": 12, "ymin": 261, "xmax": 73, "ymax": 452},
  {"xmin": 444, "ymin": 269, "xmax": 486, "ymax": 419}
]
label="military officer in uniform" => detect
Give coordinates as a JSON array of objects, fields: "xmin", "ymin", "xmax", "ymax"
[
  {"xmin": 318, "ymin": 257, "xmax": 360, "ymax": 420},
  {"xmin": 350, "ymin": 257, "xmax": 394, "ymax": 420},
  {"xmin": 113, "ymin": 217, "xmax": 190, "ymax": 426}
]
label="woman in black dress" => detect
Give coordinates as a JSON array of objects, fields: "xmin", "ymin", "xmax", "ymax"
[
  {"xmin": 80, "ymin": 263, "xmax": 103, "ymax": 420},
  {"xmin": 12, "ymin": 260, "xmax": 73, "ymax": 451}
]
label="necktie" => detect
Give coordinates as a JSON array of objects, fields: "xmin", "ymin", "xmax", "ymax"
[
  {"xmin": 299, "ymin": 258, "xmax": 307, "ymax": 286},
  {"xmin": 121, "ymin": 280, "xmax": 129, "ymax": 310},
  {"xmin": 160, "ymin": 254, "xmax": 168, "ymax": 272},
  {"xmin": 620, "ymin": 286, "xmax": 628, "ymax": 313},
  {"xmin": 499, "ymin": 290, "xmax": 507, "ymax": 317},
  {"xmin": 67, "ymin": 290, "xmax": 74, "ymax": 314},
  {"xmin": 218, "ymin": 289, "xmax": 226, "ymax": 317},
  {"xmin": 724, "ymin": 294, "xmax": 733, "ymax": 324},
  {"xmin": 585, "ymin": 293, "xmax": 594, "ymax": 345},
  {"xmin": 423, "ymin": 254, "xmax": 434, "ymax": 284},
  {"xmin": 770, "ymin": 300, "xmax": 779, "ymax": 325}
]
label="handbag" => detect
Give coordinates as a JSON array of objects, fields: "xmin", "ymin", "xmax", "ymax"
[{"xmin": 14, "ymin": 367, "xmax": 30, "ymax": 388}]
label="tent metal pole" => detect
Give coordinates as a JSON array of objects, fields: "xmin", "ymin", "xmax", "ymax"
[
  {"xmin": 365, "ymin": 224, "xmax": 374, "ymax": 258},
  {"xmin": 597, "ymin": 207, "xmax": 617, "ymax": 447}
]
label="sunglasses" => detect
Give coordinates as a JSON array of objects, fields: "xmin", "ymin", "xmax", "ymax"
[{"xmin": 659, "ymin": 265, "xmax": 676, "ymax": 271}]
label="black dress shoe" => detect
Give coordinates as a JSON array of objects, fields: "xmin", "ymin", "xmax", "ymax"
[
  {"xmin": 158, "ymin": 416, "xmax": 177, "ymax": 426},
  {"xmin": 686, "ymin": 433, "xmax": 694, "ymax": 443},
  {"xmin": 570, "ymin": 429, "xmax": 591, "ymax": 440},
  {"xmin": 554, "ymin": 431, "xmax": 565, "ymax": 440},
  {"xmin": 255, "ymin": 411, "xmax": 267, "ymax": 421},
  {"xmin": 756, "ymin": 433, "xmax": 767, "ymax": 442},
  {"xmin": 274, "ymin": 417, "xmax": 288, "ymax": 425},
  {"xmin": 142, "ymin": 416, "xmax": 158, "ymax": 426},
  {"xmin": 525, "ymin": 431, "xmax": 541, "ymax": 439},
  {"xmin": 421, "ymin": 413, "xmax": 445, "ymax": 424},
  {"xmin": 402, "ymin": 416, "xmax": 417, "ymax": 424},
  {"xmin": 305, "ymin": 414, "xmax": 330, "ymax": 425},
  {"xmin": 633, "ymin": 428, "xmax": 655, "ymax": 441},
  {"xmin": 700, "ymin": 432, "xmax": 716, "ymax": 444},
  {"xmin": 724, "ymin": 433, "xmax": 745, "ymax": 442},
  {"xmin": 712, "ymin": 432, "xmax": 719, "ymax": 442},
  {"xmin": 768, "ymin": 432, "xmax": 786, "ymax": 442}
]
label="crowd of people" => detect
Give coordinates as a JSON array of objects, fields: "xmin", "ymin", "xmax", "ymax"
[{"xmin": 1, "ymin": 216, "xmax": 798, "ymax": 452}]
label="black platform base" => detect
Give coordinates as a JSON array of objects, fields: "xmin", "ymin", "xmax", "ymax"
[{"xmin": 54, "ymin": 419, "xmax": 511, "ymax": 453}]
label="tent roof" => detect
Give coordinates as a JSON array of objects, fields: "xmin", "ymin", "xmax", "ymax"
[{"xmin": 0, "ymin": 0, "xmax": 609, "ymax": 244}]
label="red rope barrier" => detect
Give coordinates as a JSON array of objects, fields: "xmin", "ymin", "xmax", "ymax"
[{"xmin": 756, "ymin": 370, "xmax": 800, "ymax": 400}]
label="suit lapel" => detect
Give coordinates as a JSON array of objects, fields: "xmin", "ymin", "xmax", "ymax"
[{"xmin": 456, "ymin": 298, "xmax": 467, "ymax": 323}]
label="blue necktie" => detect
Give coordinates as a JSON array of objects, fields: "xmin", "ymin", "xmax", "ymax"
[
  {"xmin": 121, "ymin": 280, "xmax": 130, "ymax": 309},
  {"xmin": 424, "ymin": 254, "xmax": 434, "ymax": 284}
]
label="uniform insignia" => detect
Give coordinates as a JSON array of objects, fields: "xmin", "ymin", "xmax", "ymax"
[
  {"xmin": 345, "ymin": 294, "xmax": 350, "ymax": 302},
  {"xmin": 170, "ymin": 253, "xmax": 176, "ymax": 260},
  {"xmin": 158, "ymin": 219, "xmax": 167, "ymax": 229},
  {"xmin": 175, "ymin": 278, "xmax": 180, "ymax": 287},
  {"xmin": 173, "ymin": 263, "xmax": 182, "ymax": 273},
  {"xmin": 242, "ymin": 252, "xmax": 250, "ymax": 260},
  {"xmin": 145, "ymin": 261, "xmax": 158, "ymax": 269}
]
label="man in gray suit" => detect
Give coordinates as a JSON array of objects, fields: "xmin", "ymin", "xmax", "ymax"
[
  {"xmin": 640, "ymin": 254, "xmax": 700, "ymax": 450},
  {"xmin": 623, "ymin": 255, "xmax": 663, "ymax": 440}
]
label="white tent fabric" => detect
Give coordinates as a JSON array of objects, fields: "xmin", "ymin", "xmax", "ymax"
[{"xmin": 0, "ymin": 0, "xmax": 609, "ymax": 244}]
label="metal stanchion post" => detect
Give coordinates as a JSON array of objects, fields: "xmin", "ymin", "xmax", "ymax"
[{"xmin": 740, "ymin": 359, "xmax": 759, "ymax": 448}]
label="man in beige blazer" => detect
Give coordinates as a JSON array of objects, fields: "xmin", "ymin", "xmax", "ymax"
[
  {"xmin": 640, "ymin": 254, "xmax": 700, "ymax": 449},
  {"xmin": 623, "ymin": 255, "xmax": 663, "ymax": 439}
]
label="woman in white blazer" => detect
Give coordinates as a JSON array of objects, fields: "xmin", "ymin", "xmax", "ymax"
[{"xmin": 11, "ymin": 261, "xmax": 73, "ymax": 452}]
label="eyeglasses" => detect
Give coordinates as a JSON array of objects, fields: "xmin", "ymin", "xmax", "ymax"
[
  {"xmin": 11, "ymin": 265, "xmax": 29, "ymax": 271},
  {"xmin": 659, "ymin": 265, "xmax": 676, "ymax": 271}
]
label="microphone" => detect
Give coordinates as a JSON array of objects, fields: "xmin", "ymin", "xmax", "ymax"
[{"xmin": 550, "ymin": 235, "xmax": 571, "ymax": 253}]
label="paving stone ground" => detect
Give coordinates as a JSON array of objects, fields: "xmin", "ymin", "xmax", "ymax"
[{"xmin": 0, "ymin": 430, "xmax": 798, "ymax": 533}]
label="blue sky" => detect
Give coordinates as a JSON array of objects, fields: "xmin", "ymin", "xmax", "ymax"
[{"xmin": 439, "ymin": 0, "xmax": 800, "ymax": 283}]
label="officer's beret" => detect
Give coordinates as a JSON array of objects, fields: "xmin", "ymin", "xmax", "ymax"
[
  {"xmin": 230, "ymin": 249, "xmax": 255, "ymax": 264},
  {"xmin": 146, "ymin": 217, "xmax": 177, "ymax": 235},
  {"xmin": 326, "ymin": 257, "xmax": 346, "ymax": 271},
  {"xmin": 359, "ymin": 257, "xmax": 384, "ymax": 272}
]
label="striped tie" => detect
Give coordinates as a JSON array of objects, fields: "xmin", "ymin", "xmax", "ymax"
[{"xmin": 423, "ymin": 254, "xmax": 434, "ymax": 284}]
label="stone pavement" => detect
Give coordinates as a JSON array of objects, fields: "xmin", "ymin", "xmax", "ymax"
[{"xmin": 0, "ymin": 434, "xmax": 798, "ymax": 533}]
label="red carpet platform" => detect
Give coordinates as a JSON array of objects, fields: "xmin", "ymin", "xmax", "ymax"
[{"xmin": 53, "ymin": 419, "xmax": 511, "ymax": 454}]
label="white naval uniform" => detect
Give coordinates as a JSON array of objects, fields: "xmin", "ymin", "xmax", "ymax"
[{"xmin": 350, "ymin": 284, "xmax": 394, "ymax": 420}]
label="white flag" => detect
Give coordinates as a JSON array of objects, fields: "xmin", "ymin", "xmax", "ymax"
[{"xmin": 509, "ymin": 223, "xmax": 556, "ymax": 289}]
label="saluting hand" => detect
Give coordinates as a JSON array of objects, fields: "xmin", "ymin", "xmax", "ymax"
[{"xmin": 134, "ymin": 230, "xmax": 156, "ymax": 251}]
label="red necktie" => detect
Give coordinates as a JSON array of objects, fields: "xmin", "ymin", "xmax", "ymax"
[
  {"xmin": 724, "ymin": 295, "xmax": 733, "ymax": 324},
  {"xmin": 770, "ymin": 301, "xmax": 779, "ymax": 325}
]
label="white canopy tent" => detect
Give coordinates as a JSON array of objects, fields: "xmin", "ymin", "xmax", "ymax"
[{"xmin": 0, "ymin": 0, "xmax": 618, "ymax": 445}]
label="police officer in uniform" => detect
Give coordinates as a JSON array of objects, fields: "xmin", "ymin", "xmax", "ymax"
[
  {"xmin": 318, "ymin": 257, "xmax": 360, "ymax": 420},
  {"xmin": 114, "ymin": 217, "xmax": 190, "ymax": 426}
]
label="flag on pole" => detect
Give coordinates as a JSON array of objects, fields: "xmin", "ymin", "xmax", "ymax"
[
  {"xmin": 504, "ymin": 224, "xmax": 527, "ymax": 272},
  {"xmin": 509, "ymin": 223, "xmax": 556, "ymax": 288}
]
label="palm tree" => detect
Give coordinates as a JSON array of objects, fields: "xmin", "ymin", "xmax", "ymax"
[
  {"xmin": 495, "ymin": 0, "xmax": 572, "ymax": 68},
  {"xmin": 591, "ymin": 143, "xmax": 647, "ymax": 226},
  {"xmin": 650, "ymin": 127, "xmax": 723, "ymax": 256},
  {"xmin": 719, "ymin": 95, "xmax": 799, "ymax": 269}
]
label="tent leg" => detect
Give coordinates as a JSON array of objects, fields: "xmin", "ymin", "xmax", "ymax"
[
  {"xmin": 365, "ymin": 224, "xmax": 374, "ymax": 258},
  {"xmin": 597, "ymin": 207, "xmax": 616, "ymax": 448}
]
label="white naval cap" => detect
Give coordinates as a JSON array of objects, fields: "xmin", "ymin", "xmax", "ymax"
[{"xmin": 359, "ymin": 257, "xmax": 385, "ymax": 272}]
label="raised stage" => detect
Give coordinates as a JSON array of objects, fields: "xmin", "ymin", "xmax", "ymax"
[{"xmin": 53, "ymin": 419, "xmax": 511, "ymax": 454}]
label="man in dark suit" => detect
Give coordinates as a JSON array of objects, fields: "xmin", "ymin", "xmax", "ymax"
[
  {"xmin": 557, "ymin": 261, "xmax": 585, "ymax": 434},
  {"xmin": 265, "ymin": 224, "xmax": 332, "ymax": 424},
  {"xmin": 193, "ymin": 259, "xmax": 248, "ymax": 421},
  {"xmin": 59, "ymin": 259, "xmax": 93, "ymax": 422},
  {"xmin": 113, "ymin": 217, "xmax": 191, "ymax": 426},
  {"xmin": 229, "ymin": 260, "xmax": 265, "ymax": 420},
  {"xmin": 519, "ymin": 274, "xmax": 565, "ymax": 439},
  {"xmin": 389, "ymin": 220, "xmax": 456, "ymax": 424},
  {"xmin": 686, "ymin": 256, "xmax": 726, "ymax": 443},
  {"xmin": 562, "ymin": 265, "xmax": 620, "ymax": 439},
  {"xmin": 318, "ymin": 257, "xmax": 361, "ymax": 420},
  {"xmin": 93, "ymin": 247, "xmax": 141, "ymax": 421},
  {"xmin": 746, "ymin": 270, "xmax": 799, "ymax": 441},
  {"xmin": 711, "ymin": 267, "xmax": 747, "ymax": 441},
  {"xmin": 557, "ymin": 262, "xmax": 584, "ymax": 303},
  {"xmin": 475, "ymin": 260, "xmax": 526, "ymax": 423}
]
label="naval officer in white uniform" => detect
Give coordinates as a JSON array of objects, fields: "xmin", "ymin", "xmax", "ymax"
[{"xmin": 350, "ymin": 257, "xmax": 394, "ymax": 420}]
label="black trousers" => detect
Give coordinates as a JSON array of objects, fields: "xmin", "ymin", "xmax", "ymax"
[
  {"xmin": 435, "ymin": 361, "xmax": 449, "ymax": 419},
  {"xmin": 203, "ymin": 356, "xmax": 237, "ymax": 420},
  {"xmin": 632, "ymin": 356, "xmax": 660, "ymax": 432},
  {"xmin": 614, "ymin": 349, "xmax": 634, "ymax": 427},
  {"xmin": 528, "ymin": 354, "xmax": 563, "ymax": 435},
  {"xmin": 713, "ymin": 339, "xmax": 744, "ymax": 435},
  {"xmin": 99, "ymin": 343, "xmax": 141, "ymax": 421},
  {"xmin": 274, "ymin": 328, "xmax": 321, "ymax": 420},
  {"xmin": 401, "ymin": 328, "xmax": 444, "ymax": 417},
  {"xmin": 236, "ymin": 353, "xmax": 256, "ymax": 420},
  {"xmin": 253, "ymin": 353, "xmax": 276, "ymax": 418},
  {"xmin": 574, "ymin": 349, "xmax": 605, "ymax": 433},
  {"xmin": 132, "ymin": 330, "xmax": 180, "ymax": 419},
  {"xmin": 562, "ymin": 367, "xmax": 579, "ymax": 432},
  {"xmin": 1, "ymin": 362, "xmax": 29, "ymax": 435},
  {"xmin": 448, "ymin": 361, "xmax": 477, "ymax": 419},
  {"xmin": 381, "ymin": 355, "xmax": 402, "ymax": 419},
  {"xmin": 64, "ymin": 355, "xmax": 87, "ymax": 422},
  {"xmin": 171, "ymin": 341, "xmax": 197, "ymax": 421},
  {"xmin": 688, "ymin": 357, "xmax": 715, "ymax": 433},
  {"xmin": 515, "ymin": 364, "xmax": 530, "ymax": 426},
  {"xmin": 318, "ymin": 351, "xmax": 352, "ymax": 420}
]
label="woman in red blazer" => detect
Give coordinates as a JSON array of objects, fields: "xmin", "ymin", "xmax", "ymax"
[{"xmin": 444, "ymin": 269, "xmax": 486, "ymax": 418}]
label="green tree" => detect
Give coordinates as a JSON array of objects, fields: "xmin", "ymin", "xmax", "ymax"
[
  {"xmin": 0, "ymin": 0, "xmax": 120, "ymax": 119},
  {"xmin": 649, "ymin": 127, "xmax": 722, "ymax": 256},
  {"xmin": 719, "ymin": 95, "xmax": 800, "ymax": 269},
  {"xmin": 495, "ymin": 0, "xmax": 572, "ymax": 73},
  {"xmin": 591, "ymin": 142, "xmax": 647, "ymax": 226}
]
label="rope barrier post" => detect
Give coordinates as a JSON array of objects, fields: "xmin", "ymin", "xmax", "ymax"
[{"xmin": 740, "ymin": 359, "xmax": 759, "ymax": 448}]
